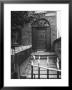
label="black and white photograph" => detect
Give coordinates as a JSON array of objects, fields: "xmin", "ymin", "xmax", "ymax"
[
  {"xmin": 4, "ymin": 4, "xmax": 69, "ymax": 86},
  {"xmin": 11, "ymin": 11, "xmax": 61, "ymax": 79}
]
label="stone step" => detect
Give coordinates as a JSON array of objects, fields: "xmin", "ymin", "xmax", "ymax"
[
  {"xmin": 33, "ymin": 70, "xmax": 47, "ymax": 74},
  {"xmin": 32, "ymin": 70, "xmax": 57, "ymax": 74},
  {"xmin": 20, "ymin": 52, "xmax": 59, "ymax": 79},
  {"xmin": 32, "ymin": 59, "xmax": 57, "ymax": 65},
  {"xmin": 26, "ymin": 74, "xmax": 61, "ymax": 79},
  {"xmin": 33, "ymin": 66, "xmax": 57, "ymax": 71},
  {"xmin": 31, "ymin": 52, "xmax": 56, "ymax": 56},
  {"xmin": 30, "ymin": 56, "xmax": 57, "ymax": 61},
  {"xmin": 32, "ymin": 64, "xmax": 57, "ymax": 68},
  {"xmin": 40, "ymin": 75, "xmax": 57, "ymax": 79}
]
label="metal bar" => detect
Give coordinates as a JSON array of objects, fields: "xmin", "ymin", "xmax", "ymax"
[
  {"xmin": 38, "ymin": 56, "xmax": 40, "ymax": 79},
  {"xmin": 31, "ymin": 65, "xmax": 33, "ymax": 79},
  {"xmin": 33, "ymin": 74, "xmax": 35, "ymax": 79},
  {"xmin": 38, "ymin": 66, "xmax": 40, "ymax": 79},
  {"xmin": 57, "ymin": 71, "xmax": 60, "ymax": 79},
  {"xmin": 47, "ymin": 69, "xmax": 49, "ymax": 79}
]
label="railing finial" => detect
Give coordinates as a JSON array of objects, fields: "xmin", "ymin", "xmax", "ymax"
[
  {"xmin": 31, "ymin": 61, "xmax": 33, "ymax": 66},
  {"xmin": 57, "ymin": 58, "xmax": 59, "ymax": 69},
  {"xmin": 33, "ymin": 55, "xmax": 35, "ymax": 60},
  {"xmin": 38, "ymin": 56, "xmax": 40, "ymax": 64}
]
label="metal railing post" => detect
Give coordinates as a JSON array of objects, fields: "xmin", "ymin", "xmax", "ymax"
[
  {"xmin": 34, "ymin": 74, "xmax": 35, "ymax": 79},
  {"xmin": 47, "ymin": 56, "xmax": 49, "ymax": 79},
  {"xmin": 31, "ymin": 61, "xmax": 33, "ymax": 79},
  {"xmin": 38, "ymin": 66, "xmax": 40, "ymax": 79},
  {"xmin": 57, "ymin": 71, "xmax": 59, "ymax": 79},
  {"xmin": 47, "ymin": 69, "xmax": 49, "ymax": 79},
  {"xmin": 31, "ymin": 65, "xmax": 33, "ymax": 79},
  {"xmin": 38, "ymin": 56, "xmax": 40, "ymax": 79},
  {"xmin": 57, "ymin": 58, "xmax": 60, "ymax": 79}
]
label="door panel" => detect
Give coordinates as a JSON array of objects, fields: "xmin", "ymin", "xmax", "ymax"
[
  {"xmin": 32, "ymin": 28, "xmax": 51, "ymax": 51},
  {"xmin": 36, "ymin": 40, "xmax": 46, "ymax": 50}
]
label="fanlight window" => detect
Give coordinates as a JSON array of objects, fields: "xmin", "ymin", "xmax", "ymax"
[{"xmin": 32, "ymin": 18, "xmax": 50, "ymax": 27}]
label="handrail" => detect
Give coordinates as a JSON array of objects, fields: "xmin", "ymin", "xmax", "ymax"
[{"xmin": 32, "ymin": 64, "xmax": 61, "ymax": 72}]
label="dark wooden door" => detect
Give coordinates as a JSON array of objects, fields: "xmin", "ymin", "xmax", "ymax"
[
  {"xmin": 32, "ymin": 28, "xmax": 51, "ymax": 51},
  {"xmin": 35, "ymin": 29, "xmax": 46, "ymax": 50},
  {"xmin": 32, "ymin": 19, "xmax": 51, "ymax": 51}
]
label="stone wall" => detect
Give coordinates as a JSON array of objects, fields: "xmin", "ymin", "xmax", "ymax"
[
  {"xmin": 21, "ymin": 13, "xmax": 57, "ymax": 49},
  {"xmin": 53, "ymin": 38, "xmax": 61, "ymax": 60},
  {"xmin": 53, "ymin": 38, "xmax": 61, "ymax": 69},
  {"xmin": 21, "ymin": 23, "xmax": 32, "ymax": 45},
  {"xmin": 44, "ymin": 16, "xmax": 57, "ymax": 48}
]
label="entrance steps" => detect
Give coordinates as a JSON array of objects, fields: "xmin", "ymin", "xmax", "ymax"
[{"xmin": 20, "ymin": 51, "xmax": 61, "ymax": 79}]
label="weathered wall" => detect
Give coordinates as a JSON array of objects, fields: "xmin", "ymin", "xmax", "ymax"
[
  {"xmin": 21, "ymin": 14, "xmax": 57, "ymax": 49},
  {"xmin": 53, "ymin": 38, "xmax": 61, "ymax": 69},
  {"xmin": 45, "ymin": 16, "xmax": 57, "ymax": 48},
  {"xmin": 21, "ymin": 23, "xmax": 32, "ymax": 45}
]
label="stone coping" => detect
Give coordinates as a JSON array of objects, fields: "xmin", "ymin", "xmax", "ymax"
[
  {"xmin": 31, "ymin": 51, "xmax": 56, "ymax": 56},
  {"xmin": 11, "ymin": 45, "xmax": 32, "ymax": 55}
]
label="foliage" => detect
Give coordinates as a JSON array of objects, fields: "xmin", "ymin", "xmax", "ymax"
[
  {"xmin": 11, "ymin": 11, "xmax": 45, "ymax": 28},
  {"xmin": 11, "ymin": 11, "xmax": 31, "ymax": 28}
]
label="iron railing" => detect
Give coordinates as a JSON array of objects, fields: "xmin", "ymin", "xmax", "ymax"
[
  {"xmin": 30, "ymin": 55, "xmax": 61, "ymax": 79},
  {"xmin": 31, "ymin": 64, "xmax": 61, "ymax": 79}
]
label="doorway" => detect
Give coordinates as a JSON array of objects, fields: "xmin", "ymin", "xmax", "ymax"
[{"xmin": 32, "ymin": 19, "xmax": 51, "ymax": 51}]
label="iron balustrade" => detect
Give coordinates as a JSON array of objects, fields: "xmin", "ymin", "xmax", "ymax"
[
  {"xmin": 31, "ymin": 55, "xmax": 61, "ymax": 79},
  {"xmin": 31, "ymin": 64, "xmax": 61, "ymax": 79}
]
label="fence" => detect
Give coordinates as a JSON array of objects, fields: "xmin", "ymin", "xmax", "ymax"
[
  {"xmin": 31, "ymin": 64, "xmax": 61, "ymax": 79},
  {"xmin": 31, "ymin": 55, "xmax": 61, "ymax": 79}
]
